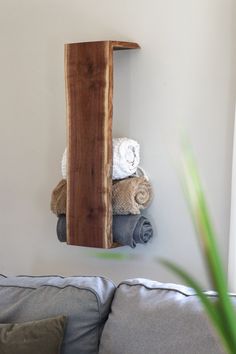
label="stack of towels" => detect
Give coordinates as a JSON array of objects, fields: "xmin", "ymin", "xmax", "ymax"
[{"xmin": 51, "ymin": 137, "xmax": 153, "ymax": 248}]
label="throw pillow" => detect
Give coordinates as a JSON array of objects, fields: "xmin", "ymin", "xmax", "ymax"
[{"xmin": 0, "ymin": 315, "xmax": 66, "ymax": 354}]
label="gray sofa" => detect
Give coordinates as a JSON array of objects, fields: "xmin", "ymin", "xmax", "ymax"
[{"xmin": 0, "ymin": 274, "xmax": 230, "ymax": 354}]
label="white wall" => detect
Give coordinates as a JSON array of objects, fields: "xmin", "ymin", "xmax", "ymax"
[{"xmin": 0, "ymin": 0, "xmax": 235, "ymax": 287}]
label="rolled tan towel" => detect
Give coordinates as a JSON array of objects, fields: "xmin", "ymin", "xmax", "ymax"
[
  {"xmin": 50, "ymin": 179, "xmax": 67, "ymax": 215},
  {"xmin": 51, "ymin": 176, "xmax": 152, "ymax": 216},
  {"xmin": 112, "ymin": 177, "xmax": 153, "ymax": 215}
]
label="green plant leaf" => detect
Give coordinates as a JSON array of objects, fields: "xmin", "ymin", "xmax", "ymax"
[
  {"xmin": 161, "ymin": 259, "xmax": 235, "ymax": 354},
  {"xmin": 181, "ymin": 142, "xmax": 236, "ymax": 349},
  {"xmin": 90, "ymin": 251, "xmax": 128, "ymax": 260}
]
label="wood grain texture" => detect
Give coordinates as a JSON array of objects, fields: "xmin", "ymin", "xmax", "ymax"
[{"xmin": 65, "ymin": 41, "xmax": 140, "ymax": 248}]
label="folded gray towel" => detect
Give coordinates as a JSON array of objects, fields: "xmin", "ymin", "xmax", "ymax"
[
  {"xmin": 56, "ymin": 214, "xmax": 153, "ymax": 248},
  {"xmin": 57, "ymin": 214, "xmax": 67, "ymax": 242},
  {"xmin": 113, "ymin": 215, "xmax": 153, "ymax": 248}
]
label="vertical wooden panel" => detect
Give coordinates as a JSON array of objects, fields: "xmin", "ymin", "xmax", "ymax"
[
  {"xmin": 65, "ymin": 41, "xmax": 140, "ymax": 248},
  {"xmin": 65, "ymin": 41, "xmax": 113, "ymax": 248}
]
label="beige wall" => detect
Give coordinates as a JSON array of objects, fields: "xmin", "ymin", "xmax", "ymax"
[{"xmin": 0, "ymin": 0, "xmax": 235, "ymax": 286}]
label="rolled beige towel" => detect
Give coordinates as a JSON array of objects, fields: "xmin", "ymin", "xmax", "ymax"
[
  {"xmin": 112, "ymin": 177, "xmax": 153, "ymax": 215},
  {"xmin": 50, "ymin": 179, "xmax": 67, "ymax": 216},
  {"xmin": 51, "ymin": 176, "xmax": 152, "ymax": 216}
]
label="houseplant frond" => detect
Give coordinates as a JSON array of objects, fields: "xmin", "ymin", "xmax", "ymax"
[{"xmin": 163, "ymin": 143, "xmax": 236, "ymax": 353}]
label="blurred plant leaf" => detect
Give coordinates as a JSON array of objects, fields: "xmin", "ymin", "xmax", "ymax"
[
  {"xmin": 162, "ymin": 141, "xmax": 236, "ymax": 353},
  {"xmin": 89, "ymin": 251, "xmax": 136, "ymax": 261},
  {"xmin": 161, "ymin": 260, "xmax": 235, "ymax": 353},
  {"xmin": 90, "ymin": 252, "xmax": 126, "ymax": 260}
]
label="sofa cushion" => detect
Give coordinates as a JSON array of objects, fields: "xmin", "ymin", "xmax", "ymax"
[
  {"xmin": 0, "ymin": 275, "xmax": 116, "ymax": 354},
  {"xmin": 99, "ymin": 278, "xmax": 235, "ymax": 354},
  {"xmin": 0, "ymin": 315, "xmax": 66, "ymax": 354}
]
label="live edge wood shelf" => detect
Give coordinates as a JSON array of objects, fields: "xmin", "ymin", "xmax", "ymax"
[{"xmin": 65, "ymin": 40, "xmax": 140, "ymax": 248}]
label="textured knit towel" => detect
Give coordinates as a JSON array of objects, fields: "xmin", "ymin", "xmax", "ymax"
[
  {"xmin": 51, "ymin": 177, "xmax": 152, "ymax": 216},
  {"xmin": 112, "ymin": 177, "xmax": 153, "ymax": 215},
  {"xmin": 113, "ymin": 215, "xmax": 153, "ymax": 248},
  {"xmin": 50, "ymin": 180, "xmax": 67, "ymax": 216},
  {"xmin": 61, "ymin": 138, "xmax": 140, "ymax": 180}
]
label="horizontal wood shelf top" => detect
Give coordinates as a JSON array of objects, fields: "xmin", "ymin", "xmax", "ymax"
[{"xmin": 65, "ymin": 40, "xmax": 140, "ymax": 51}]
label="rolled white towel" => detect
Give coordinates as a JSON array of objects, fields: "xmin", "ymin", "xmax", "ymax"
[
  {"xmin": 61, "ymin": 137, "xmax": 140, "ymax": 180},
  {"xmin": 112, "ymin": 138, "xmax": 140, "ymax": 179},
  {"xmin": 61, "ymin": 148, "xmax": 67, "ymax": 179}
]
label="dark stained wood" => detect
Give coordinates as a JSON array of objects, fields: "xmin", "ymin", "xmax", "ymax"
[
  {"xmin": 65, "ymin": 40, "xmax": 140, "ymax": 248},
  {"xmin": 110, "ymin": 41, "xmax": 140, "ymax": 50}
]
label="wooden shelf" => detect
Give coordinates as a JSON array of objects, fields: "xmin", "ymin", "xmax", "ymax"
[{"xmin": 65, "ymin": 40, "xmax": 140, "ymax": 248}]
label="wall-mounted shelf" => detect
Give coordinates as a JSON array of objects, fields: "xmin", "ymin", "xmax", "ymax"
[{"xmin": 65, "ymin": 40, "xmax": 140, "ymax": 248}]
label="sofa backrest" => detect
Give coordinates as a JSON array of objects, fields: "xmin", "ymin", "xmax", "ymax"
[
  {"xmin": 99, "ymin": 278, "xmax": 235, "ymax": 354},
  {"xmin": 0, "ymin": 274, "xmax": 116, "ymax": 354}
]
